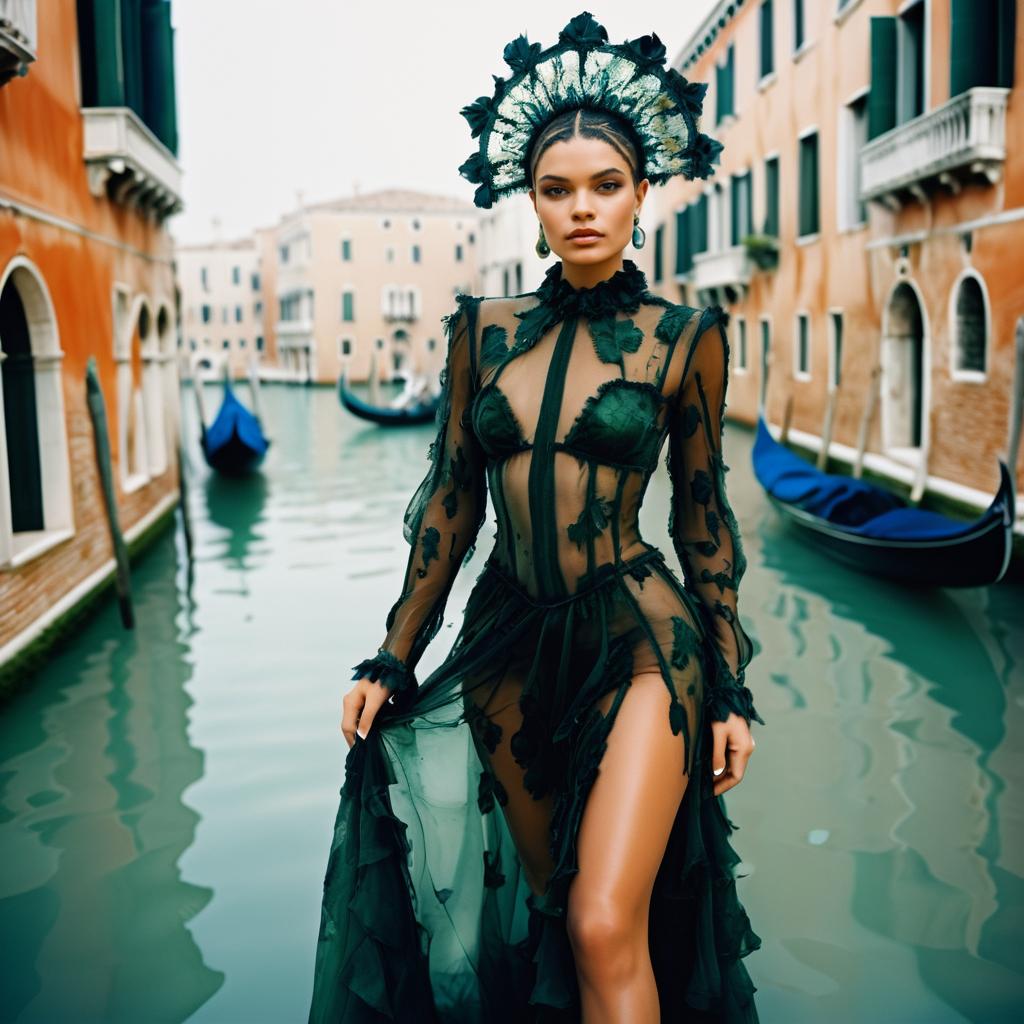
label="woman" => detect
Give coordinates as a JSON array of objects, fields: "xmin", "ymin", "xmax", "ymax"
[{"xmin": 309, "ymin": 12, "xmax": 765, "ymax": 1023}]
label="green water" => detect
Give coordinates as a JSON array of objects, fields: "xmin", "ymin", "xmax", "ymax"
[{"xmin": 1, "ymin": 383, "xmax": 1022, "ymax": 1023}]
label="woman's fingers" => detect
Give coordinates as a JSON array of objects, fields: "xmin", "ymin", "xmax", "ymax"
[
  {"xmin": 340, "ymin": 684, "xmax": 365, "ymax": 749},
  {"xmin": 355, "ymin": 683, "xmax": 390, "ymax": 740},
  {"xmin": 711, "ymin": 715, "xmax": 757, "ymax": 797},
  {"xmin": 340, "ymin": 679, "xmax": 392, "ymax": 748}
]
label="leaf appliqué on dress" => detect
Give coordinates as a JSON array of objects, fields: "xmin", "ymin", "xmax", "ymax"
[
  {"xmin": 670, "ymin": 614, "xmax": 702, "ymax": 671},
  {"xmin": 479, "ymin": 323, "xmax": 509, "ymax": 367},
  {"xmin": 567, "ymin": 494, "xmax": 614, "ymax": 549},
  {"xmin": 588, "ymin": 316, "xmax": 643, "ymax": 368},
  {"xmin": 417, "ymin": 526, "xmax": 440, "ymax": 577}
]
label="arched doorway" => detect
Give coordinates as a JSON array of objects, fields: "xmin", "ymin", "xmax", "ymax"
[
  {"xmin": 0, "ymin": 277, "xmax": 43, "ymax": 531},
  {"xmin": 0, "ymin": 258, "xmax": 72, "ymax": 563},
  {"xmin": 882, "ymin": 282, "xmax": 926, "ymax": 451},
  {"xmin": 391, "ymin": 327, "xmax": 411, "ymax": 379}
]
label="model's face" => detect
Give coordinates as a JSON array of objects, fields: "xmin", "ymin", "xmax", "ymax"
[{"xmin": 529, "ymin": 135, "xmax": 648, "ymax": 266}]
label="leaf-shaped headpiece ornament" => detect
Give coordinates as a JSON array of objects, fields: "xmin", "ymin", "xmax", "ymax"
[{"xmin": 457, "ymin": 11, "xmax": 723, "ymax": 209}]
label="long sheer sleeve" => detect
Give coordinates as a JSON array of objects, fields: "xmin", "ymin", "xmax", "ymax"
[
  {"xmin": 351, "ymin": 297, "xmax": 488, "ymax": 698},
  {"xmin": 666, "ymin": 307, "xmax": 764, "ymax": 727}
]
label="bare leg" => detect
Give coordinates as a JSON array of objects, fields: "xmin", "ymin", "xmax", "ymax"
[{"xmin": 567, "ymin": 670, "xmax": 690, "ymax": 1023}]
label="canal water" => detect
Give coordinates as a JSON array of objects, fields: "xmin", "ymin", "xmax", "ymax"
[{"xmin": 1, "ymin": 381, "xmax": 1022, "ymax": 1023}]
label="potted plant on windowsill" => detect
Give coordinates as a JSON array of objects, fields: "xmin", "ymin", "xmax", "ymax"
[{"xmin": 742, "ymin": 233, "xmax": 780, "ymax": 271}]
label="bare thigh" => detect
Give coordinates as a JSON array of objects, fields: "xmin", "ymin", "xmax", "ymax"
[{"xmin": 569, "ymin": 670, "xmax": 690, "ymax": 926}]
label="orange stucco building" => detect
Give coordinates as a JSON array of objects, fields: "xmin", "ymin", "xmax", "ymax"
[
  {"xmin": 652, "ymin": 0, "xmax": 1023, "ymax": 538},
  {"xmin": 0, "ymin": 0, "xmax": 184, "ymax": 686}
]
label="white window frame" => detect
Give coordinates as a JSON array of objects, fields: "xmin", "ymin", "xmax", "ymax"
[
  {"xmin": 734, "ymin": 316, "xmax": 749, "ymax": 374},
  {"xmin": 0, "ymin": 257, "xmax": 75, "ymax": 568},
  {"xmin": 794, "ymin": 311, "xmax": 812, "ymax": 381},
  {"xmin": 796, "ymin": 124, "xmax": 821, "ymax": 245},
  {"xmin": 758, "ymin": 314, "xmax": 773, "ymax": 408},
  {"xmin": 896, "ymin": 0, "xmax": 931, "ymax": 123},
  {"xmin": 948, "ymin": 268, "xmax": 990, "ymax": 383},
  {"xmin": 836, "ymin": 87, "xmax": 869, "ymax": 233},
  {"xmin": 792, "ymin": 0, "xmax": 815, "ymax": 60},
  {"xmin": 828, "ymin": 307, "xmax": 844, "ymax": 390},
  {"xmin": 759, "ymin": 149, "xmax": 781, "ymax": 238},
  {"xmin": 342, "ymin": 287, "xmax": 356, "ymax": 323}
]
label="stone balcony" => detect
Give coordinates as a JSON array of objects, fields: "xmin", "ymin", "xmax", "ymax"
[
  {"xmin": 690, "ymin": 245, "xmax": 752, "ymax": 305},
  {"xmin": 0, "ymin": 0, "xmax": 36, "ymax": 84},
  {"xmin": 82, "ymin": 107, "xmax": 183, "ymax": 220},
  {"xmin": 275, "ymin": 320, "xmax": 314, "ymax": 347},
  {"xmin": 860, "ymin": 86, "xmax": 1010, "ymax": 208}
]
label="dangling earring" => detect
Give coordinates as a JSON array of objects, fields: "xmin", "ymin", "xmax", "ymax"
[
  {"xmin": 536, "ymin": 221, "xmax": 550, "ymax": 258},
  {"xmin": 632, "ymin": 212, "xmax": 646, "ymax": 250}
]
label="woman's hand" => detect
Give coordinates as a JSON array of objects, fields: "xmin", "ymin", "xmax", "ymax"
[
  {"xmin": 710, "ymin": 713, "xmax": 756, "ymax": 797},
  {"xmin": 341, "ymin": 677, "xmax": 394, "ymax": 748}
]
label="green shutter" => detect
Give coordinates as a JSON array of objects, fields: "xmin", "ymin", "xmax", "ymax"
[
  {"xmin": 81, "ymin": 0, "xmax": 126, "ymax": 107},
  {"xmin": 121, "ymin": 0, "xmax": 145, "ymax": 117},
  {"xmin": 691, "ymin": 194, "xmax": 709, "ymax": 255},
  {"xmin": 730, "ymin": 175, "xmax": 741, "ymax": 246},
  {"xmin": 760, "ymin": 0, "xmax": 774, "ymax": 78},
  {"xmin": 868, "ymin": 17, "xmax": 897, "ymax": 139},
  {"xmin": 764, "ymin": 157, "xmax": 779, "ymax": 236},
  {"xmin": 743, "ymin": 173, "xmax": 753, "ymax": 237},
  {"xmin": 998, "ymin": 0, "xmax": 1016, "ymax": 87},
  {"xmin": 799, "ymin": 133, "xmax": 819, "ymax": 236},
  {"xmin": 141, "ymin": 1, "xmax": 178, "ymax": 153},
  {"xmin": 727, "ymin": 44, "xmax": 735, "ymax": 116},
  {"xmin": 675, "ymin": 208, "xmax": 691, "ymax": 274},
  {"xmin": 794, "ymin": 0, "xmax": 804, "ymax": 51},
  {"xmin": 950, "ymin": 0, "xmax": 995, "ymax": 94},
  {"xmin": 654, "ymin": 224, "xmax": 664, "ymax": 281}
]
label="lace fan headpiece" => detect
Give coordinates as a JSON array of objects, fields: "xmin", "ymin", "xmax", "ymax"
[{"xmin": 457, "ymin": 10, "xmax": 723, "ymax": 209}]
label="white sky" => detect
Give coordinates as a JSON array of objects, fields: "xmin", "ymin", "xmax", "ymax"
[{"xmin": 169, "ymin": 0, "xmax": 718, "ymax": 245}]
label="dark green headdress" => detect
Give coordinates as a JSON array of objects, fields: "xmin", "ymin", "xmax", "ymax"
[{"xmin": 457, "ymin": 11, "xmax": 723, "ymax": 209}]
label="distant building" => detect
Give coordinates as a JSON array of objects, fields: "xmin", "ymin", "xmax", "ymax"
[
  {"xmin": 176, "ymin": 238, "xmax": 264, "ymax": 380},
  {"xmin": 654, "ymin": 0, "xmax": 1022, "ymax": 529},
  {"xmin": 259, "ymin": 189, "xmax": 480, "ymax": 385},
  {"xmin": 478, "ymin": 198, "xmax": 544, "ymax": 298},
  {"xmin": 0, "ymin": 0, "xmax": 183, "ymax": 683}
]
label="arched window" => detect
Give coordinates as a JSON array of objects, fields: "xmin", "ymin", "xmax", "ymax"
[
  {"xmin": 0, "ymin": 258, "xmax": 73, "ymax": 565},
  {"xmin": 116, "ymin": 291, "xmax": 167, "ymax": 489},
  {"xmin": 952, "ymin": 273, "xmax": 988, "ymax": 377}
]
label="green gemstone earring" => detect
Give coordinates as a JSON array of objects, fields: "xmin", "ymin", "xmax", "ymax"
[
  {"xmin": 536, "ymin": 221, "xmax": 551, "ymax": 258},
  {"xmin": 632, "ymin": 212, "xmax": 646, "ymax": 250}
]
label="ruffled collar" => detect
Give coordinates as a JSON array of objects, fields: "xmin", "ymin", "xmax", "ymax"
[{"xmin": 535, "ymin": 259, "xmax": 648, "ymax": 320}]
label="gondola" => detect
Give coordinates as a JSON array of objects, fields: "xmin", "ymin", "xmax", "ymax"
[
  {"xmin": 196, "ymin": 370, "xmax": 271, "ymax": 477},
  {"xmin": 751, "ymin": 414, "xmax": 1015, "ymax": 587},
  {"xmin": 337, "ymin": 366, "xmax": 440, "ymax": 427}
]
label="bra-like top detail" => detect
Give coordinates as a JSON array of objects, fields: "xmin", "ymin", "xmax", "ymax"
[
  {"xmin": 471, "ymin": 382, "xmax": 530, "ymax": 460},
  {"xmin": 563, "ymin": 378, "xmax": 666, "ymax": 469}
]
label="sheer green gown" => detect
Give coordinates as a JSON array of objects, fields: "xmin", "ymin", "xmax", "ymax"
[{"xmin": 308, "ymin": 259, "xmax": 765, "ymax": 1023}]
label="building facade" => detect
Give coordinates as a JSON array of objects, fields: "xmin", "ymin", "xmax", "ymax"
[
  {"xmin": 0, "ymin": 0, "xmax": 183, "ymax": 682},
  {"xmin": 653, "ymin": 0, "xmax": 1022, "ymax": 530},
  {"xmin": 256, "ymin": 189, "xmax": 480, "ymax": 385},
  {"xmin": 176, "ymin": 238, "xmax": 263, "ymax": 380}
]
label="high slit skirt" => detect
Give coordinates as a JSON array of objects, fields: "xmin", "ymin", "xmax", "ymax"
[{"xmin": 308, "ymin": 544, "xmax": 761, "ymax": 1023}]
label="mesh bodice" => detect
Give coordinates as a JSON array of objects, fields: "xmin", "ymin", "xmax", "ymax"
[{"xmin": 353, "ymin": 259, "xmax": 761, "ymax": 727}]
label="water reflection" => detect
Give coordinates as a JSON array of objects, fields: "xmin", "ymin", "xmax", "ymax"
[
  {"xmin": 747, "ymin": 488, "xmax": 1024, "ymax": 1023},
  {"xmin": 0, "ymin": 530, "xmax": 223, "ymax": 1022},
  {"xmin": 0, "ymin": 393, "xmax": 1020, "ymax": 1022}
]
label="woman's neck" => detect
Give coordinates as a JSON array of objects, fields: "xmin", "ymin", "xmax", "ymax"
[{"xmin": 559, "ymin": 254, "xmax": 625, "ymax": 290}]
